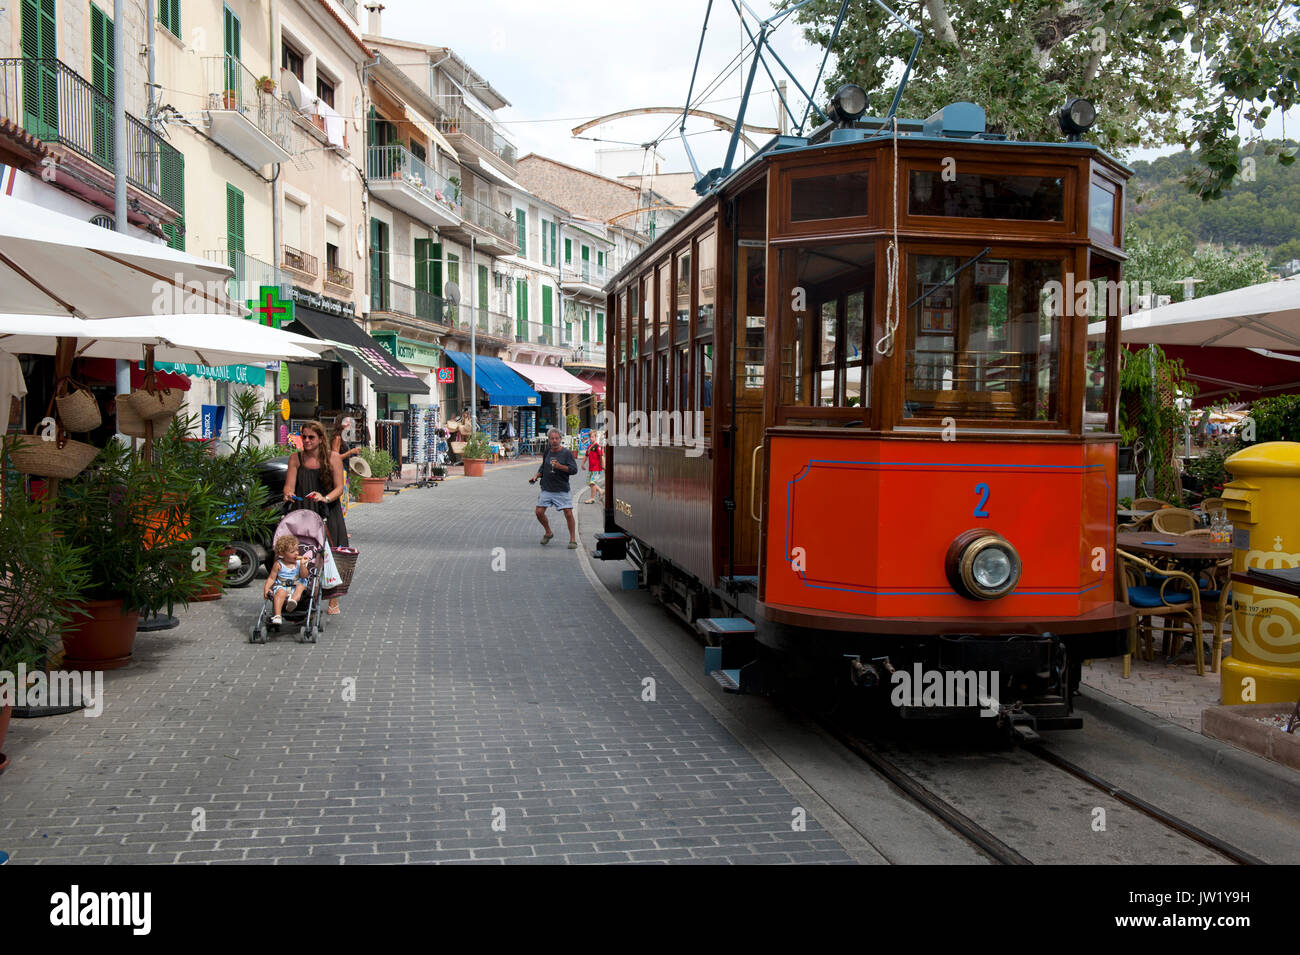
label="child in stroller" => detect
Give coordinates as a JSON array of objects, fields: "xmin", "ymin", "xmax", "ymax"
[
  {"xmin": 250, "ymin": 509, "xmax": 331, "ymax": 644},
  {"xmin": 264, "ymin": 534, "xmax": 309, "ymax": 624}
]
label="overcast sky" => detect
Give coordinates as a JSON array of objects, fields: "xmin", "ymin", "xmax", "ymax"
[{"xmin": 379, "ymin": 0, "xmax": 1296, "ymax": 179}]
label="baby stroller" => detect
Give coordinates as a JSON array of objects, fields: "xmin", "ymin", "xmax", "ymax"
[{"xmin": 249, "ymin": 508, "xmax": 330, "ymax": 644}]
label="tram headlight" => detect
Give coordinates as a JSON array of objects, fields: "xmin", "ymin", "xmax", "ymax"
[
  {"xmin": 945, "ymin": 531, "xmax": 1022, "ymax": 601},
  {"xmin": 1058, "ymin": 98, "xmax": 1096, "ymax": 141},
  {"xmin": 829, "ymin": 84, "xmax": 868, "ymax": 125}
]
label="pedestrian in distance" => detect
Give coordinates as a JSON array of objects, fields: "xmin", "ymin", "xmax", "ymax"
[
  {"xmin": 581, "ymin": 432, "xmax": 605, "ymax": 505},
  {"xmin": 530, "ymin": 427, "xmax": 579, "ymax": 548}
]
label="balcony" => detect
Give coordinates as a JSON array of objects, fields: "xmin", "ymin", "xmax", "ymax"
[
  {"xmin": 281, "ymin": 244, "xmax": 318, "ymax": 279},
  {"xmin": 436, "ymin": 105, "xmax": 517, "ymax": 170},
  {"xmin": 561, "ymin": 261, "xmax": 611, "ymax": 297},
  {"xmin": 442, "ymin": 190, "xmax": 517, "ymax": 257},
  {"xmin": 367, "ymin": 143, "xmax": 461, "ymax": 229},
  {"xmin": 203, "ymin": 55, "xmax": 293, "ymax": 169},
  {"xmin": 444, "ymin": 305, "xmax": 514, "ymax": 345},
  {"xmin": 371, "ymin": 277, "xmax": 450, "ymax": 329},
  {"xmin": 206, "ymin": 249, "xmax": 286, "ymax": 309},
  {"xmin": 0, "ymin": 57, "xmax": 183, "ymax": 218},
  {"xmin": 325, "ymin": 263, "xmax": 354, "ymax": 293}
]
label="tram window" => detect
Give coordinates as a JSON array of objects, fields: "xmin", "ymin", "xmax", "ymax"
[
  {"xmin": 659, "ymin": 265, "xmax": 671, "ymax": 351},
  {"xmin": 642, "ymin": 276, "xmax": 654, "ymax": 353},
  {"xmin": 697, "ymin": 231, "xmax": 715, "ymax": 340},
  {"xmin": 909, "ymin": 171, "xmax": 1064, "ymax": 221},
  {"xmin": 740, "ymin": 247, "xmax": 766, "ymax": 392},
  {"xmin": 676, "ymin": 250, "xmax": 691, "ymax": 345},
  {"xmin": 618, "ymin": 291, "xmax": 627, "ymax": 362},
  {"xmin": 791, "ymin": 172, "xmax": 869, "ymax": 221},
  {"xmin": 1090, "ymin": 182, "xmax": 1116, "ymax": 239},
  {"xmin": 629, "ymin": 285, "xmax": 640, "ymax": 359},
  {"xmin": 696, "ymin": 342, "xmax": 714, "ymax": 425},
  {"xmin": 903, "ymin": 254, "xmax": 1063, "ymax": 424},
  {"xmin": 677, "ymin": 345, "xmax": 689, "ymax": 417},
  {"xmin": 778, "ymin": 242, "xmax": 874, "ymax": 414}
]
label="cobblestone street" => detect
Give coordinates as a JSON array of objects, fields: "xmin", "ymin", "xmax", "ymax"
[{"xmin": 0, "ymin": 465, "xmax": 853, "ymax": 864}]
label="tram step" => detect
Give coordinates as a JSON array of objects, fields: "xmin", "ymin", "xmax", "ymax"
[
  {"xmin": 696, "ymin": 617, "xmax": 756, "ymax": 636},
  {"xmin": 709, "ymin": 669, "xmax": 742, "ymax": 692}
]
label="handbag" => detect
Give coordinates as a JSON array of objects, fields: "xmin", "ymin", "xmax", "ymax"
[{"xmin": 320, "ymin": 539, "xmax": 344, "ymax": 590}]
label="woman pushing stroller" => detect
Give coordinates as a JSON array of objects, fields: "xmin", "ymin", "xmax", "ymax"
[{"xmin": 284, "ymin": 420, "xmax": 348, "ymax": 615}]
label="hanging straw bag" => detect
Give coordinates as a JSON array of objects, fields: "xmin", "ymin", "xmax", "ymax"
[
  {"xmin": 7, "ymin": 429, "xmax": 96, "ymax": 480},
  {"xmin": 127, "ymin": 379, "xmax": 184, "ymax": 420},
  {"xmin": 116, "ymin": 393, "xmax": 149, "ymax": 437},
  {"xmin": 54, "ymin": 378, "xmax": 102, "ymax": 432},
  {"xmin": 323, "ymin": 547, "xmax": 359, "ymax": 597}
]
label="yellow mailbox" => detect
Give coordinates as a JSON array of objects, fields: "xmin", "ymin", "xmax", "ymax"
[{"xmin": 1221, "ymin": 441, "xmax": 1300, "ymax": 704}]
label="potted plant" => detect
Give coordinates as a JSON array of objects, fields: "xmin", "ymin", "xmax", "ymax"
[
  {"xmin": 447, "ymin": 176, "xmax": 461, "ymax": 202},
  {"xmin": 257, "ymin": 75, "xmax": 276, "ymax": 94},
  {"xmin": 356, "ymin": 445, "xmax": 395, "ymax": 502},
  {"xmin": 54, "ymin": 441, "xmax": 226, "ymax": 669},
  {"xmin": 0, "ymin": 482, "xmax": 91, "ymax": 767},
  {"xmin": 461, "ymin": 430, "xmax": 491, "ymax": 477}
]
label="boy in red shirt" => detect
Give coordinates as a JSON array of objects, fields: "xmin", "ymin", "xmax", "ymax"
[{"xmin": 581, "ymin": 434, "xmax": 605, "ymax": 505}]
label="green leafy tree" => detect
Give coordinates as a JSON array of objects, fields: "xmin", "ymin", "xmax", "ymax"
[
  {"xmin": 1124, "ymin": 229, "xmax": 1272, "ymax": 299},
  {"xmin": 785, "ymin": 0, "xmax": 1299, "ymax": 199}
]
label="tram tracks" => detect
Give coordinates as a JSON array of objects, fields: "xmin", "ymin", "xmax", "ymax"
[{"xmin": 813, "ymin": 704, "xmax": 1261, "ymax": 865}]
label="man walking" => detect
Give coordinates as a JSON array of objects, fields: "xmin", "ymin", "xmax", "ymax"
[{"xmin": 530, "ymin": 428, "xmax": 580, "ymax": 548}]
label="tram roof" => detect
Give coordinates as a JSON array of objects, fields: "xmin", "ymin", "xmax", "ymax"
[{"xmin": 604, "ymin": 101, "xmax": 1131, "ymax": 291}]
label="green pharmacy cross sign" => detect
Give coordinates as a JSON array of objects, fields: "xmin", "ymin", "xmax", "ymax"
[{"xmin": 249, "ymin": 286, "xmax": 294, "ymax": 329}]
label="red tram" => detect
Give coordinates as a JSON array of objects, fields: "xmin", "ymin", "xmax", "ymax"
[{"xmin": 597, "ymin": 95, "xmax": 1136, "ymax": 731}]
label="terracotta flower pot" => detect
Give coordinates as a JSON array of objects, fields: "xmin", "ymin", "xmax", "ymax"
[
  {"xmin": 195, "ymin": 547, "xmax": 234, "ymax": 602},
  {"xmin": 360, "ymin": 477, "xmax": 386, "ymax": 502},
  {"xmin": 62, "ymin": 598, "xmax": 140, "ymax": 671},
  {"xmin": 463, "ymin": 457, "xmax": 486, "ymax": 477}
]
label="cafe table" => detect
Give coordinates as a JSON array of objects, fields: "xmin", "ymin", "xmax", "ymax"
[
  {"xmin": 1230, "ymin": 567, "xmax": 1300, "ymax": 599},
  {"xmin": 1116, "ymin": 531, "xmax": 1231, "ymax": 571}
]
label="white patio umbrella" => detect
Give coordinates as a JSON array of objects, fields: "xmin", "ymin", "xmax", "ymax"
[
  {"xmin": 1086, "ymin": 275, "xmax": 1300, "ymax": 347},
  {"xmin": 0, "ymin": 193, "xmax": 243, "ymax": 318},
  {"xmin": 0, "ymin": 313, "xmax": 327, "ymax": 364}
]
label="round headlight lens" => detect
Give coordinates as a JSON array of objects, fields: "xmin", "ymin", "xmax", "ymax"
[
  {"xmin": 972, "ymin": 547, "xmax": 1012, "ymax": 590},
  {"xmin": 832, "ymin": 84, "xmax": 868, "ymax": 122}
]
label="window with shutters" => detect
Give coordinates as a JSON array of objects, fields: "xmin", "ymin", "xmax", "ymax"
[
  {"xmin": 91, "ymin": 4, "xmax": 116, "ymax": 167},
  {"xmin": 515, "ymin": 208, "xmax": 526, "ymax": 257},
  {"xmin": 515, "ymin": 278, "xmax": 528, "ymax": 339},
  {"xmin": 370, "ymin": 217, "xmax": 389, "ymax": 310},
  {"xmin": 20, "ymin": 0, "xmax": 59, "ymax": 142},
  {"xmin": 477, "ymin": 264, "xmax": 489, "ymax": 326},
  {"xmin": 160, "ymin": 147, "xmax": 185, "ymax": 250},
  {"xmin": 223, "ymin": 5, "xmax": 241, "ymax": 93},
  {"xmin": 596, "ymin": 311, "xmax": 604, "ymax": 344},
  {"xmin": 158, "ymin": 0, "xmax": 180, "ymax": 38},
  {"xmin": 564, "ymin": 238, "xmax": 571, "ymax": 265},
  {"xmin": 542, "ymin": 286, "xmax": 553, "ymax": 343},
  {"xmin": 226, "ymin": 184, "xmax": 245, "ymax": 284}
]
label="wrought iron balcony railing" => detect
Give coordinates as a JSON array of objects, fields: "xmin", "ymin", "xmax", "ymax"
[
  {"xmin": 437, "ymin": 105, "xmax": 517, "ymax": 167},
  {"xmin": 367, "ymin": 143, "xmax": 461, "ymax": 213},
  {"xmin": 325, "ymin": 263, "xmax": 353, "ymax": 290},
  {"xmin": 203, "ymin": 55, "xmax": 293, "ymax": 152},
  {"xmin": 563, "ymin": 260, "xmax": 610, "ymax": 286},
  {"xmin": 372, "ymin": 277, "xmax": 451, "ymax": 326},
  {"xmin": 0, "ymin": 57, "xmax": 182, "ymax": 211},
  {"xmin": 205, "ymin": 249, "xmax": 285, "ymax": 308},
  {"xmin": 281, "ymin": 244, "xmax": 318, "ymax": 277},
  {"xmin": 461, "ymin": 191, "xmax": 515, "ymax": 246}
]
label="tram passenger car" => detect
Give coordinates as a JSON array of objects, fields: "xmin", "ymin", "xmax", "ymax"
[{"xmin": 599, "ymin": 96, "xmax": 1136, "ymax": 731}]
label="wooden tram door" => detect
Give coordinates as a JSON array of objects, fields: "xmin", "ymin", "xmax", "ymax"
[{"xmin": 731, "ymin": 242, "xmax": 767, "ymax": 574}]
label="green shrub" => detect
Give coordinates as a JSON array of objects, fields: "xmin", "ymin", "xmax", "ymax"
[{"xmin": 1246, "ymin": 395, "xmax": 1300, "ymax": 444}]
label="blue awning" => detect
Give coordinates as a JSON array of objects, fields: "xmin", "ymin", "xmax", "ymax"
[{"xmin": 443, "ymin": 349, "xmax": 540, "ymax": 406}]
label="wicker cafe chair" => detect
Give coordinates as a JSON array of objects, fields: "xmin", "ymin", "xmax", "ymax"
[
  {"xmin": 1117, "ymin": 549, "xmax": 1205, "ymax": 677},
  {"xmin": 1199, "ymin": 497, "xmax": 1227, "ymax": 515},
  {"xmin": 1181, "ymin": 534, "xmax": 1232, "ymax": 673},
  {"xmin": 1132, "ymin": 497, "xmax": 1172, "ymax": 511},
  {"xmin": 1151, "ymin": 507, "xmax": 1198, "ymax": 535}
]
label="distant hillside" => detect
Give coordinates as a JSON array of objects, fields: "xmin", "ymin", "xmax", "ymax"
[{"xmin": 1125, "ymin": 145, "xmax": 1300, "ymax": 265}]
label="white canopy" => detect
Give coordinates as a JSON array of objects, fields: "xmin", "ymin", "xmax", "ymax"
[
  {"xmin": 0, "ymin": 194, "xmax": 243, "ymax": 317},
  {"xmin": 1087, "ymin": 275, "xmax": 1300, "ymax": 348},
  {"xmin": 0, "ymin": 313, "xmax": 327, "ymax": 365}
]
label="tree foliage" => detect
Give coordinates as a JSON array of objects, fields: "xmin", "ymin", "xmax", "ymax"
[
  {"xmin": 1124, "ymin": 231, "xmax": 1273, "ymax": 299},
  {"xmin": 783, "ymin": 0, "xmax": 1299, "ymax": 199}
]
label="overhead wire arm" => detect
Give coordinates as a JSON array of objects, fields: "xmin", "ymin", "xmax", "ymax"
[{"xmin": 680, "ymin": 0, "xmax": 716, "ymax": 181}]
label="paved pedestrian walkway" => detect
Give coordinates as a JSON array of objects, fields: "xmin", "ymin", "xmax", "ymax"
[
  {"xmin": 0, "ymin": 465, "xmax": 851, "ymax": 864},
  {"xmin": 1081, "ymin": 652, "xmax": 1226, "ymax": 732}
]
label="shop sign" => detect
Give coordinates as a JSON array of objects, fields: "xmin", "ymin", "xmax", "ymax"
[
  {"xmin": 248, "ymin": 286, "xmax": 294, "ymax": 328},
  {"xmin": 290, "ymin": 286, "xmax": 356, "ymax": 318},
  {"xmin": 437, "ymin": 367, "xmax": 455, "ymax": 383},
  {"xmin": 200, "ymin": 404, "xmax": 226, "ymax": 439},
  {"xmin": 150, "ymin": 361, "xmax": 265, "ymax": 385},
  {"xmin": 374, "ymin": 332, "xmax": 440, "ymax": 369},
  {"xmin": 278, "ymin": 363, "xmax": 290, "ymax": 393}
]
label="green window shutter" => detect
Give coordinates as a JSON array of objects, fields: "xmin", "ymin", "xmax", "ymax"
[
  {"xmin": 539, "ymin": 220, "xmax": 547, "ymax": 265},
  {"xmin": 597, "ymin": 311, "xmax": 604, "ymax": 344},
  {"xmin": 90, "ymin": 5, "xmax": 115, "ymax": 167},
  {"xmin": 414, "ymin": 238, "xmax": 434, "ymax": 292},
  {"xmin": 160, "ymin": 147, "xmax": 185, "ymax": 250},
  {"xmin": 223, "ymin": 4, "xmax": 240, "ymax": 94},
  {"xmin": 21, "ymin": 0, "xmax": 58, "ymax": 141},
  {"xmin": 447, "ymin": 252, "xmax": 459, "ymax": 287},
  {"xmin": 542, "ymin": 285, "xmax": 552, "ymax": 327},
  {"xmin": 370, "ymin": 217, "xmax": 388, "ymax": 310},
  {"xmin": 516, "ymin": 208, "xmax": 526, "ymax": 257},
  {"xmin": 226, "ymin": 183, "xmax": 244, "ymax": 286},
  {"xmin": 582, "ymin": 308, "xmax": 590, "ymax": 344},
  {"xmin": 159, "ymin": 0, "xmax": 180, "ymax": 37},
  {"xmin": 552, "ymin": 224, "xmax": 559, "ymax": 268},
  {"xmin": 477, "ymin": 264, "xmax": 488, "ymax": 323},
  {"xmin": 564, "ymin": 238, "xmax": 571, "ymax": 265}
]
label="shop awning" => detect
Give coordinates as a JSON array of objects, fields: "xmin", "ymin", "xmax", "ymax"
[
  {"xmin": 474, "ymin": 157, "xmax": 529, "ymax": 195},
  {"xmin": 286, "ymin": 308, "xmax": 426, "ymax": 394},
  {"xmin": 444, "ymin": 349, "xmax": 540, "ymax": 406},
  {"xmin": 575, "ymin": 371, "xmax": 606, "ymax": 398},
  {"xmin": 504, "ymin": 360, "xmax": 592, "ymax": 394}
]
